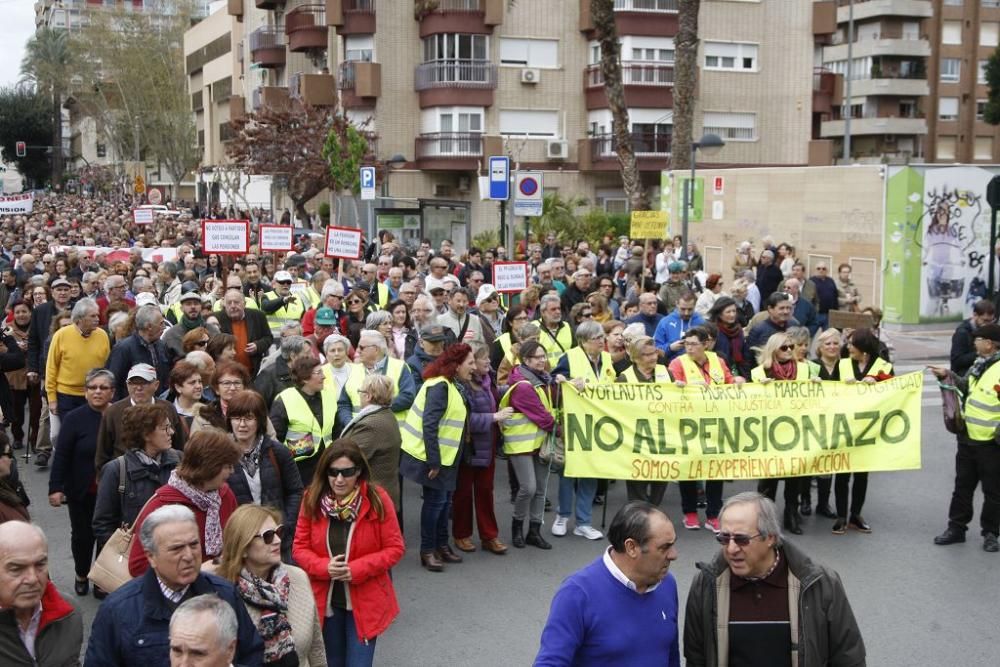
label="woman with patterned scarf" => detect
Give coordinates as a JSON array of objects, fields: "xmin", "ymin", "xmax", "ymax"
[
  {"xmin": 293, "ymin": 438, "xmax": 404, "ymax": 667},
  {"xmin": 218, "ymin": 505, "xmax": 326, "ymax": 666},
  {"xmin": 127, "ymin": 429, "xmax": 242, "ymax": 576}
]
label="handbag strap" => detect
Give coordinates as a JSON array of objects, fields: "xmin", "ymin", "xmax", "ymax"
[{"xmin": 116, "ymin": 455, "xmax": 127, "ymax": 495}]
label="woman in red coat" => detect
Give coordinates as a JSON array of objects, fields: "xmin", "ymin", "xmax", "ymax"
[
  {"xmin": 128, "ymin": 430, "xmax": 241, "ymax": 576},
  {"xmin": 293, "ymin": 438, "xmax": 404, "ymax": 667}
]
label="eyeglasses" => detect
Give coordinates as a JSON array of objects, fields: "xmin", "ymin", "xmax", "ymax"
[
  {"xmin": 348, "ymin": 298, "xmax": 363, "ymax": 305},
  {"xmin": 0, "ymin": 450, "xmax": 12, "ymax": 459},
  {"xmin": 253, "ymin": 524, "xmax": 286, "ymax": 545},
  {"xmin": 327, "ymin": 466, "xmax": 360, "ymax": 479},
  {"xmin": 218, "ymin": 380, "xmax": 244, "ymax": 388},
  {"xmin": 86, "ymin": 384, "xmax": 113, "ymax": 391},
  {"xmin": 715, "ymin": 532, "xmax": 763, "ymax": 547},
  {"xmin": 158, "ymin": 423, "xmax": 176, "ymax": 433},
  {"xmin": 231, "ymin": 415, "xmax": 257, "ymax": 425},
  {"xmin": 778, "ymin": 344, "xmax": 794, "ymax": 352},
  {"xmin": 580, "ymin": 312, "xmax": 593, "ymax": 319}
]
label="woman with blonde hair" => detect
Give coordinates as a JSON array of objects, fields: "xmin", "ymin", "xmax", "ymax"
[
  {"xmin": 586, "ymin": 292, "xmax": 612, "ymax": 323},
  {"xmin": 218, "ymin": 505, "xmax": 326, "ymax": 666}
]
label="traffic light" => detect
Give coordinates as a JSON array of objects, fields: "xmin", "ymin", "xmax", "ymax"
[{"xmin": 15, "ymin": 141, "xmax": 26, "ymax": 158}]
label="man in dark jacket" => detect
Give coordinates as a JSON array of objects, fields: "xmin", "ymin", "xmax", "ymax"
[
  {"xmin": 84, "ymin": 505, "xmax": 263, "ymax": 667},
  {"xmin": 560, "ymin": 268, "xmax": 593, "ymax": 318},
  {"xmin": 107, "ymin": 304, "xmax": 169, "ymax": 401},
  {"xmin": 0, "ymin": 522, "xmax": 83, "ymax": 666},
  {"xmin": 950, "ymin": 299, "xmax": 996, "ymax": 376},
  {"xmin": 754, "ymin": 250, "xmax": 783, "ymax": 304},
  {"xmin": 684, "ymin": 492, "xmax": 865, "ymax": 667},
  {"xmin": 746, "ymin": 292, "xmax": 799, "ymax": 351},
  {"xmin": 252, "ymin": 335, "xmax": 311, "ymax": 406},
  {"xmin": 24, "ymin": 277, "xmax": 73, "ymax": 463},
  {"xmin": 163, "ymin": 291, "xmax": 219, "ymax": 365},
  {"xmin": 216, "ymin": 288, "xmax": 274, "ymax": 378},
  {"xmin": 809, "ymin": 262, "xmax": 839, "ymax": 329}
]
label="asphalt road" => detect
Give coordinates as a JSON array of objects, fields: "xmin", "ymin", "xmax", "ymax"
[{"xmin": 16, "ymin": 356, "xmax": 1000, "ymax": 666}]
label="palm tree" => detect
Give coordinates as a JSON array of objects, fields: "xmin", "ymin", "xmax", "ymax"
[
  {"xmin": 670, "ymin": 1, "xmax": 700, "ymax": 172},
  {"xmin": 21, "ymin": 28, "xmax": 73, "ymax": 185}
]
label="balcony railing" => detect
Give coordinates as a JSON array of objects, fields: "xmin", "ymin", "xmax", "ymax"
[
  {"xmin": 614, "ymin": 0, "xmax": 678, "ymax": 11},
  {"xmin": 416, "ymin": 132, "xmax": 483, "ymax": 158},
  {"xmin": 248, "ymin": 26, "xmax": 285, "ymax": 52},
  {"xmin": 585, "ymin": 62, "xmax": 675, "ymax": 87},
  {"xmin": 591, "ymin": 132, "xmax": 672, "ymax": 158},
  {"xmin": 433, "ymin": 0, "xmax": 482, "ymax": 11},
  {"xmin": 344, "ymin": 0, "xmax": 374, "ymax": 11},
  {"xmin": 286, "ymin": 4, "xmax": 327, "ymax": 33},
  {"xmin": 415, "ymin": 59, "xmax": 498, "ymax": 89}
]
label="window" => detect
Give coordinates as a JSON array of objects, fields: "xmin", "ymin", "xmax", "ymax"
[
  {"xmin": 941, "ymin": 58, "xmax": 961, "ymax": 82},
  {"xmin": 982, "ymin": 23, "xmax": 1000, "ymax": 47},
  {"xmin": 943, "ymin": 0, "xmax": 962, "ymax": 4},
  {"xmin": 499, "ymin": 110, "xmax": 559, "ymax": 137},
  {"xmin": 939, "ymin": 97, "xmax": 960, "ymax": 121},
  {"xmin": 703, "ymin": 42, "xmax": 758, "ymax": 72},
  {"xmin": 979, "ymin": 60, "xmax": 988, "ymax": 84},
  {"xmin": 499, "ymin": 38, "xmax": 558, "ymax": 67},
  {"xmin": 631, "ymin": 123, "xmax": 672, "ymax": 153},
  {"xmin": 977, "ymin": 99, "xmax": 987, "ymax": 120},
  {"xmin": 702, "ymin": 111, "xmax": 756, "ymax": 141},
  {"xmin": 423, "ymin": 34, "xmax": 488, "ymax": 62},
  {"xmin": 422, "ymin": 107, "xmax": 484, "ymax": 155},
  {"xmin": 345, "ymin": 35, "xmax": 374, "ymax": 62},
  {"xmin": 937, "ymin": 136, "xmax": 957, "ymax": 160},
  {"xmin": 975, "ymin": 137, "xmax": 993, "ymax": 160},
  {"xmin": 942, "ymin": 21, "xmax": 962, "ymax": 45},
  {"xmin": 603, "ymin": 198, "xmax": 629, "ymax": 215}
]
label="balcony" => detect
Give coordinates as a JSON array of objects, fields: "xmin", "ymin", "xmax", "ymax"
[
  {"xmin": 814, "ymin": 1, "xmax": 837, "ymax": 37},
  {"xmin": 249, "ymin": 27, "xmax": 286, "ymax": 68},
  {"xmin": 823, "ymin": 36, "xmax": 929, "ymax": 61},
  {"xmin": 228, "ymin": 0, "xmax": 243, "ymax": 19},
  {"xmin": 286, "ymin": 4, "xmax": 328, "ymax": 53},
  {"xmin": 417, "ymin": 0, "xmax": 504, "ymax": 38},
  {"xmin": 584, "ymin": 62, "xmax": 674, "ymax": 110},
  {"xmin": 251, "ymin": 86, "xmax": 291, "ymax": 113},
  {"xmin": 255, "ymin": 0, "xmax": 286, "ymax": 9},
  {"xmin": 578, "ymin": 132, "xmax": 671, "ymax": 171},
  {"xmin": 812, "ymin": 68, "xmax": 841, "ymax": 114},
  {"xmin": 414, "ymin": 59, "xmax": 497, "ymax": 108},
  {"xmin": 820, "ymin": 116, "xmax": 926, "ymax": 137},
  {"xmin": 339, "ymin": 61, "xmax": 381, "ymax": 108},
  {"xmin": 835, "ymin": 0, "xmax": 933, "ymax": 23},
  {"xmin": 326, "ymin": 0, "xmax": 376, "ymax": 34},
  {"xmin": 848, "ymin": 77, "xmax": 928, "ymax": 98},
  {"xmin": 416, "ymin": 132, "xmax": 501, "ymax": 170},
  {"xmin": 580, "ymin": 0, "xmax": 678, "ymax": 36},
  {"xmin": 290, "ymin": 73, "xmax": 336, "ymax": 107}
]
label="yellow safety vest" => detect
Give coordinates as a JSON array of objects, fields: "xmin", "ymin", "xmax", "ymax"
[
  {"xmin": 374, "ymin": 283, "xmax": 390, "ymax": 309},
  {"xmin": 212, "ymin": 295, "xmax": 260, "ymax": 312},
  {"xmin": 964, "ymin": 360, "xmax": 1000, "ymax": 441},
  {"xmin": 167, "ymin": 301, "xmax": 183, "ymax": 324},
  {"xmin": 679, "ymin": 351, "xmax": 726, "ymax": 385},
  {"xmin": 538, "ymin": 322, "xmax": 574, "ymax": 366},
  {"xmin": 497, "ymin": 333, "xmax": 514, "ymax": 360},
  {"xmin": 750, "ymin": 361, "xmax": 811, "ymax": 382},
  {"xmin": 621, "ymin": 364, "xmax": 671, "ymax": 383},
  {"xmin": 837, "ymin": 357, "xmax": 892, "ymax": 382},
  {"xmin": 564, "ymin": 347, "xmax": 617, "ymax": 384},
  {"xmin": 342, "ymin": 358, "xmax": 407, "ymax": 423},
  {"xmin": 400, "ymin": 377, "xmax": 467, "ymax": 467},
  {"xmin": 321, "ymin": 364, "xmax": 346, "ymax": 404},
  {"xmin": 264, "ymin": 290, "xmax": 306, "ymax": 334},
  {"xmin": 276, "ymin": 387, "xmax": 336, "ymax": 462},
  {"xmin": 499, "ymin": 381, "xmax": 553, "ymax": 455}
]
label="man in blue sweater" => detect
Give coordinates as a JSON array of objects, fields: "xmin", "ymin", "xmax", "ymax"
[{"xmin": 535, "ymin": 502, "xmax": 681, "ymax": 667}]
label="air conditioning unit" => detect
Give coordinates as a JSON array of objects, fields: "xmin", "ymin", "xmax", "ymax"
[
  {"xmin": 547, "ymin": 140, "xmax": 568, "ymax": 160},
  {"xmin": 520, "ymin": 68, "xmax": 540, "ymax": 84},
  {"xmin": 433, "ymin": 183, "xmax": 452, "ymax": 197}
]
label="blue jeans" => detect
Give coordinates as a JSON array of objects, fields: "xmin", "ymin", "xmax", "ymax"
[
  {"xmin": 557, "ymin": 475, "xmax": 597, "ymax": 526},
  {"xmin": 419, "ymin": 485, "xmax": 451, "ymax": 553},
  {"xmin": 323, "ymin": 609, "xmax": 376, "ymax": 667}
]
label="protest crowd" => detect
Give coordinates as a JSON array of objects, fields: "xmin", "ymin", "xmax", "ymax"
[{"xmin": 0, "ymin": 190, "xmax": 993, "ymax": 666}]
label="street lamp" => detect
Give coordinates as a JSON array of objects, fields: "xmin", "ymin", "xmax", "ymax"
[{"xmin": 681, "ymin": 133, "xmax": 725, "ymax": 254}]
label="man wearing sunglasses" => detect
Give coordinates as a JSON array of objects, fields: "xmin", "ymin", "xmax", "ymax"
[{"xmin": 684, "ymin": 492, "xmax": 865, "ymax": 667}]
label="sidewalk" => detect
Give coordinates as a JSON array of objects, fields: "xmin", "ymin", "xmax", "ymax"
[{"xmin": 889, "ymin": 329, "xmax": 952, "ymax": 362}]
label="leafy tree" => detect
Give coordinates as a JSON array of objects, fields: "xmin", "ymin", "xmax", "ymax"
[
  {"xmin": 0, "ymin": 85, "xmax": 54, "ymax": 187},
  {"xmin": 322, "ymin": 122, "xmax": 373, "ymax": 193},
  {"xmin": 985, "ymin": 46, "xmax": 1000, "ymax": 125},
  {"xmin": 670, "ymin": 0, "xmax": 700, "ymax": 172},
  {"xmin": 20, "ymin": 28, "xmax": 73, "ymax": 184}
]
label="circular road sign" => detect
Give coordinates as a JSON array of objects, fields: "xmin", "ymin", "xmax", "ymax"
[{"xmin": 519, "ymin": 177, "xmax": 539, "ymax": 197}]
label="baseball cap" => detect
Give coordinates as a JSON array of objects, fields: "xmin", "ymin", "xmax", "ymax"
[
  {"xmin": 180, "ymin": 291, "xmax": 202, "ymax": 303},
  {"xmin": 274, "ymin": 270, "xmax": 293, "ymax": 283},
  {"xmin": 476, "ymin": 284, "xmax": 498, "ymax": 307},
  {"xmin": 135, "ymin": 293, "xmax": 159, "ymax": 308},
  {"xmin": 51, "ymin": 278, "xmax": 72, "ymax": 289},
  {"xmin": 315, "ymin": 307, "xmax": 337, "ymax": 326},
  {"xmin": 975, "ymin": 323, "xmax": 1000, "ymax": 343},
  {"xmin": 127, "ymin": 363, "xmax": 157, "ymax": 382},
  {"xmin": 420, "ymin": 324, "xmax": 448, "ymax": 342}
]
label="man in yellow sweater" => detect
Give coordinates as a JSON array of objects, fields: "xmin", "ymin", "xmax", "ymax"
[{"xmin": 44, "ymin": 297, "xmax": 110, "ymax": 462}]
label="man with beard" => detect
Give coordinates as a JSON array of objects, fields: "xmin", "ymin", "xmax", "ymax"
[{"xmin": 163, "ymin": 291, "xmax": 220, "ymax": 365}]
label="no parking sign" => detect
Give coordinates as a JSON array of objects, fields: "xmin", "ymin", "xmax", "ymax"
[{"xmin": 513, "ymin": 171, "xmax": 543, "ymax": 217}]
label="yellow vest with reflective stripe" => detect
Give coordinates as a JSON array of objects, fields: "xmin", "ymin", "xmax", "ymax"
[
  {"xmin": 750, "ymin": 361, "xmax": 811, "ymax": 382},
  {"xmin": 167, "ymin": 301, "xmax": 183, "ymax": 324},
  {"xmin": 837, "ymin": 357, "xmax": 892, "ymax": 382},
  {"xmin": 321, "ymin": 364, "xmax": 345, "ymax": 404},
  {"xmin": 965, "ymin": 360, "xmax": 1000, "ymax": 441},
  {"xmin": 497, "ymin": 333, "xmax": 514, "ymax": 361},
  {"xmin": 400, "ymin": 377, "xmax": 467, "ymax": 467},
  {"xmin": 375, "ymin": 283, "xmax": 390, "ymax": 309},
  {"xmin": 264, "ymin": 290, "xmax": 306, "ymax": 333},
  {"xmin": 621, "ymin": 364, "xmax": 671, "ymax": 383},
  {"xmin": 342, "ymin": 358, "xmax": 407, "ymax": 423},
  {"xmin": 277, "ymin": 387, "xmax": 336, "ymax": 461},
  {"xmin": 679, "ymin": 351, "xmax": 726, "ymax": 385},
  {"xmin": 499, "ymin": 381, "xmax": 553, "ymax": 455},
  {"xmin": 565, "ymin": 347, "xmax": 617, "ymax": 383},
  {"xmin": 538, "ymin": 322, "xmax": 574, "ymax": 366}
]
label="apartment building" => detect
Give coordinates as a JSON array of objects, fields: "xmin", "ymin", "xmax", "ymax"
[
  {"xmin": 189, "ymin": 0, "xmax": 819, "ymax": 245},
  {"xmin": 35, "ymin": 0, "xmax": 210, "ymax": 30}
]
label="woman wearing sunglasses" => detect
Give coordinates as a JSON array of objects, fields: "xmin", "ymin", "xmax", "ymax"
[
  {"xmin": 219, "ymin": 505, "xmax": 326, "ymax": 667},
  {"xmin": 750, "ymin": 332, "xmax": 817, "ymax": 536},
  {"xmin": 293, "ymin": 439, "xmax": 403, "ymax": 666},
  {"xmin": 344, "ymin": 289, "xmax": 370, "ymax": 349}
]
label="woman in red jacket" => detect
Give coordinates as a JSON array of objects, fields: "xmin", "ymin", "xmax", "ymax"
[
  {"xmin": 293, "ymin": 438, "xmax": 404, "ymax": 667},
  {"xmin": 128, "ymin": 430, "xmax": 241, "ymax": 576}
]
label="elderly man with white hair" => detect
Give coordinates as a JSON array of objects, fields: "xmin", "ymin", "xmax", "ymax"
[
  {"xmin": 302, "ymin": 278, "xmax": 346, "ymax": 337},
  {"xmin": 336, "ymin": 329, "xmax": 415, "ymax": 430},
  {"xmin": 169, "ymin": 595, "xmax": 239, "ymax": 667},
  {"xmin": 107, "ymin": 304, "xmax": 169, "ymax": 401},
  {"xmin": 85, "ymin": 505, "xmax": 263, "ymax": 667}
]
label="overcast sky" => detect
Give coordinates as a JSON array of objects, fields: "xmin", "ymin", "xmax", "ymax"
[{"xmin": 0, "ymin": 0, "xmax": 35, "ymax": 88}]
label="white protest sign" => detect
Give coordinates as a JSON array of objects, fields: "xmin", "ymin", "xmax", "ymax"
[
  {"xmin": 493, "ymin": 262, "xmax": 529, "ymax": 293},
  {"xmin": 324, "ymin": 226, "xmax": 362, "ymax": 259},
  {"xmin": 132, "ymin": 208, "xmax": 155, "ymax": 225},
  {"xmin": 259, "ymin": 224, "xmax": 294, "ymax": 252},
  {"xmin": 202, "ymin": 219, "xmax": 250, "ymax": 255},
  {"xmin": 0, "ymin": 193, "xmax": 34, "ymax": 215}
]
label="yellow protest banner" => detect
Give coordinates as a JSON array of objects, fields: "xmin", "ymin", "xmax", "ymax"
[
  {"xmin": 629, "ymin": 210, "xmax": 668, "ymax": 239},
  {"xmin": 561, "ymin": 373, "xmax": 923, "ymax": 481}
]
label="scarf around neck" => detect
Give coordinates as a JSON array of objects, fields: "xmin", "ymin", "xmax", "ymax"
[
  {"xmin": 320, "ymin": 487, "xmax": 362, "ymax": 522},
  {"xmin": 167, "ymin": 470, "xmax": 223, "ymax": 556},
  {"xmin": 180, "ymin": 313, "xmax": 205, "ymax": 331},
  {"xmin": 517, "ymin": 365, "xmax": 552, "ymax": 388},
  {"xmin": 237, "ymin": 566, "xmax": 297, "ymax": 664},
  {"xmin": 717, "ymin": 321, "xmax": 744, "ymax": 364},
  {"xmin": 770, "ymin": 359, "xmax": 798, "ymax": 382},
  {"xmin": 969, "ymin": 351, "xmax": 1000, "ymax": 381}
]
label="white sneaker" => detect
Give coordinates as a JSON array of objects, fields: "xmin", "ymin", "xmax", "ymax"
[
  {"xmin": 551, "ymin": 516, "xmax": 568, "ymax": 536},
  {"xmin": 573, "ymin": 525, "xmax": 604, "ymax": 540}
]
